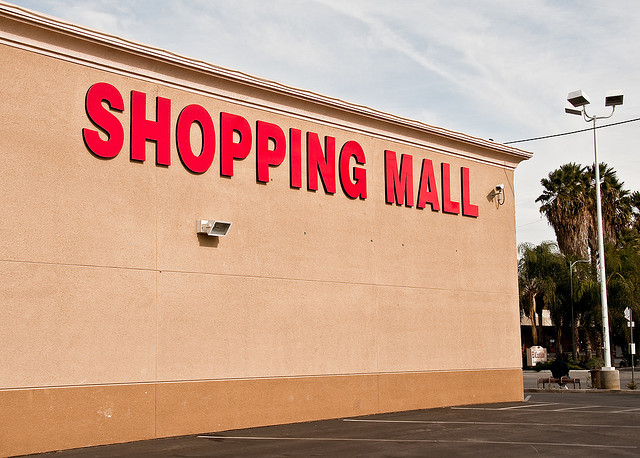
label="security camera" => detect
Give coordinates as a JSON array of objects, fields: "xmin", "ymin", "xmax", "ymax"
[{"xmin": 494, "ymin": 184, "xmax": 506, "ymax": 206}]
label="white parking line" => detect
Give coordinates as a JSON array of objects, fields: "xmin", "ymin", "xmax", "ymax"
[
  {"xmin": 452, "ymin": 402, "xmax": 557, "ymax": 411},
  {"xmin": 451, "ymin": 406, "xmax": 640, "ymax": 415},
  {"xmin": 198, "ymin": 435, "xmax": 636, "ymax": 449},
  {"xmin": 343, "ymin": 418, "xmax": 640, "ymax": 429},
  {"xmin": 610, "ymin": 407, "xmax": 640, "ymax": 413},
  {"xmin": 498, "ymin": 403, "xmax": 558, "ymax": 410},
  {"xmin": 549, "ymin": 405, "xmax": 601, "ymax": 411}
]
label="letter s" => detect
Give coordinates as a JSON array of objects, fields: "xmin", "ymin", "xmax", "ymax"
[{"xmin": 82, "ymin": 82, "xmax": 124, "ymax": 158}]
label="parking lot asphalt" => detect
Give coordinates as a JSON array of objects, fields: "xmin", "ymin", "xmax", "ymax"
[{"xmin": 27, "ymin": 390, "xmax": 640, "ymax": 458}]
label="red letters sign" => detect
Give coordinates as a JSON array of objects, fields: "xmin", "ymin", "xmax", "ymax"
[
  {"xmin": 83, "ymin": 82, "xmax": 478, "ymax": 216},
  {"xmin": 384, "ymin": 151, "xmax": 478, "ymax": 217}
]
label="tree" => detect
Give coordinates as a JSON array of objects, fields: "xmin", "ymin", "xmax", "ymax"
[
  {"xmin": 606, "ymin": 230, "xmax": 640, "ymax": 361},
  {"xmin": 518, "ymin": 242, "xmax": 566, "ymax": 347},
  {"xmin": 536, "ymin": 163, "xmax": 591, "ymax": 259},
  {"xmin": 571, "ymin": 262, "xmax": 600, "ymax": 359},
  {"xmin": 537, "ymin": 163, "xmax": 631, "ymax": 261},
  {"xmin": 537, "ymin": 163, "xmax": 634, "ymax": 361},
  {"xmin": 584, "ymin": 163, "xmax": 632, "ymax": 258}
]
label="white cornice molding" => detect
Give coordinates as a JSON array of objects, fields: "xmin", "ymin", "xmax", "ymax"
[{"xmin": 0, "ymin": 1, "xmax": 532, "ymax": 165}]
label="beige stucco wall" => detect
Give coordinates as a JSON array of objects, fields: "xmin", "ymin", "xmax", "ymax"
[{"xmin": 0, "ymin": 3, "xmax": 530, "ymax": 455}]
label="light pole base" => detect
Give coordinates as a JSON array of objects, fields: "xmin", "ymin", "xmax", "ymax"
[{"xmin": 600, "ymin": 368, "xmax": 620, "ymax": 390}]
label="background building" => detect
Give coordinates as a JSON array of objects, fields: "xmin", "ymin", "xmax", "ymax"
[{"xmin": 0, "ymin": 3, "xmax": 530, "ymax": 455}]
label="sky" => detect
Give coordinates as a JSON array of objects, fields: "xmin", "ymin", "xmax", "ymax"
[{"xmin": 8, "ymin": 0, "xmax": 640, "ymax": 246}]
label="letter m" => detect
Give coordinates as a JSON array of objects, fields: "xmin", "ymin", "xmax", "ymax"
[{"xmin": 384, "ymin": 150, "xmax": 414, "ymax": 206}]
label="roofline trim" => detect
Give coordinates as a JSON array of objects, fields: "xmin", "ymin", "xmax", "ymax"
[{"xmin": 0, "ymin": 1, "xmax": 532, "ymax": 162}]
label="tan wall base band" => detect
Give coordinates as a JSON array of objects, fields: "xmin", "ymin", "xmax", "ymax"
[{"xmin": 0, "ymin": 369, "xmax": 523, "ymax": 456}]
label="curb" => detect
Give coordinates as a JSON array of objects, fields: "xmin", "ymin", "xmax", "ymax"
[{"xmin": 525, "ymin": 388, "xmax": 640, "ymax": 394}]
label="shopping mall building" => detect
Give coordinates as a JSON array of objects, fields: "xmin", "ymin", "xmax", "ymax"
[{"xmin": 0, "ymin": 2, "xmax": 531, "ymax": 455}]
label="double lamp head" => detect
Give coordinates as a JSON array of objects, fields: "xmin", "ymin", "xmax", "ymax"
[{"xmin": 565, "ymin": 89, "xmax": 624, "ymax": 115}]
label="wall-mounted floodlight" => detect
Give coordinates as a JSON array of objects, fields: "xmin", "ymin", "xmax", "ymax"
[
  {"xmin": 605, "ymin": 90, "xmax": 624, "ymax": 107},
  {"xmin": 197, "ymin": 219, "xmax": 232, "ymax": 237},
  {"xmin": 567, "ymin": 90, "xmax": 590, "ymax": 107}
]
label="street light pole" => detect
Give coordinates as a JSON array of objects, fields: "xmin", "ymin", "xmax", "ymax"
[
  {"xmin": 570, "ymin": 259, "xmax": 589, "ymax": 362},
  {"xmin": 631, "ymin": 309, "xmax": 635, "ymax": 386},
  {"xmin": 591, "ymin": 117, "xmax": 614, "ymax": 368},
  {"xmin": 566, "ymin": 89, "xmax": 623, "ymax": 378},
  {"xmin": 627, "ymin": 307, "xmax": 636, "ymax": 386}
]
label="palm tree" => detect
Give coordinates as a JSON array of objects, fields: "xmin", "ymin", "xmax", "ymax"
[
  {"xmin": 606, "ymin": 230, "xmax": 640, "ymax": 360},
  {"xmin": 536, "ymin": 163, "xmax": 591, "ymax": 259},
  {"xmin": 518, "ymin": 241, "xmax": 566, "ymax": 347},
  {"xmin": 537, "ymin": 163, "xmax": 631, "ymax": 262},
  {"xmin": 571, "ymin": 262, "xmax": 600, "ymax": 359},
  {"xmin": 537, "ymin": 163, "xmax": 634, "ymax": 359},
  {"xmin": 584, "ymin": 163, "xmax": 632, "ymax": 257}
]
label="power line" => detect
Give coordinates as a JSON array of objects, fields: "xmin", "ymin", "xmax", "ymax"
[
  {"xmin": 504, "ymin": 116, "xmax": 640, "ymax": 145},
  {"xmin": 516, "ymin": 219, "xmax": 546, "ymax": 229}
]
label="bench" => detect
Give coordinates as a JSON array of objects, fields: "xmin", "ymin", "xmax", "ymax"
[{"xmin": 537, "ymin": 376, "xmax": 581, "ymax": 389}]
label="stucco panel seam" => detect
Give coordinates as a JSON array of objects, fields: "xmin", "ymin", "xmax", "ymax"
[{"xmin": 0, "ymin": 259, "xmax": 517, "ymax": 295}]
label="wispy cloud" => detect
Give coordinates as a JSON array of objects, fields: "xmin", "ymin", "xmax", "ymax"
[{"xmin": 311, "ymin": 0, "xmax": 640, "ymax": 136}]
